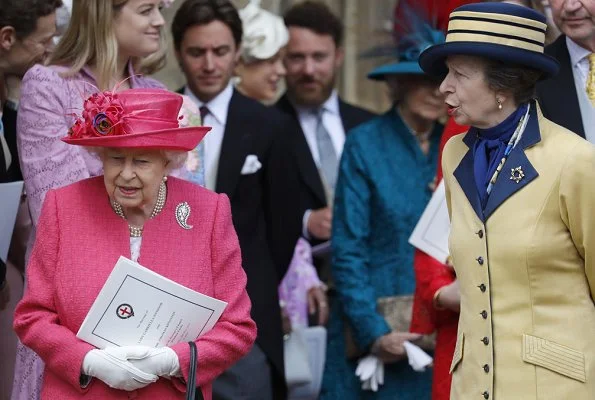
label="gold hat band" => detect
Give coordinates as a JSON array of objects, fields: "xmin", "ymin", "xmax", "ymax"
[{"xmin": 445, "ymin": 10, "xmax": 547, "ymax": 53}]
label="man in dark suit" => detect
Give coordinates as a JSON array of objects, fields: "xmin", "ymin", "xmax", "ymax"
[
  {"xmin": 0, "ymin": 1, "xmax": 62, "ymax": 182},
  {"xmin": 172, "ymin": 1, "xmax": 301, "ymax": 399},
  {"xmin": 276, "ymin": 1, "xmax": 375, "ymax": 316},
  {"xmin": 0, "ymin": 0, "xmax": 62, "ymax": 309},
  {"xmin": 536, "ymin": 0, "xmax": 595, "ymax": 140}
]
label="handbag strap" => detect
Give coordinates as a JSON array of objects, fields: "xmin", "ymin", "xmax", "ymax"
[{"xmin": 186, "ymin": 341, "xmax": 203, "ymax": 400}]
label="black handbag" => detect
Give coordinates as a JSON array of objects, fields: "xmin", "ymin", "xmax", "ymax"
[{"xmin": 187, "ymin": 341, "xmax": 203, "ymax": 400}]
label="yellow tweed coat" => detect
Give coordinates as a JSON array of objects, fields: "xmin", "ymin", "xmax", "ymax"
[{"xmin": 443, "ymin": 102, "xmax": 595, "ymax": 400}]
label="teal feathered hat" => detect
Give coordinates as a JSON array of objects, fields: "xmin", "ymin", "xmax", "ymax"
[{"xmin": 365, "ymin": 2, "xmax": 446, "ymax": 80}]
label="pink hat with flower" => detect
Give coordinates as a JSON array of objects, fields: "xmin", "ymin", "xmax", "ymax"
[{"xmin": 62, "ymin": 88, "xmax": 210, "ymax": 151}]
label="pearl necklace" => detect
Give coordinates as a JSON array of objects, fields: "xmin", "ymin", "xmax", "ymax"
[{"xmin": 111, "ymin": 181, "xmax": 167, "ymax": 237}]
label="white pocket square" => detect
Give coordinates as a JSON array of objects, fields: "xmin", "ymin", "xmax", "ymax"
[{"xmin": 241, "ymin": 154, "xmax": 262, "ymax": 175}]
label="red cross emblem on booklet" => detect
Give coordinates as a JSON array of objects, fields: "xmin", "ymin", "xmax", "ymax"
[{"xmin": 116, "ymin": 303, "xmax": 134, "ymax": 319}]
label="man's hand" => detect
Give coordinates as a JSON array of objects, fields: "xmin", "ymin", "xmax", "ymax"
[
  {"xmin": 307, "ymin": 207, "xmax": 332, "ymax": 240},
  {"xmin": 307, "ymin": 286, "xmax": 329, "ymax": 326},
  {"xmin": 281, "ymin": 307, "xmax": 292, "ymax": 335}
]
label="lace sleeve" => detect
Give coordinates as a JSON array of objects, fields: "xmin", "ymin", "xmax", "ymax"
[{"xmin": 17, "ymin": 65, "xmax": 101, "ymax": 224}]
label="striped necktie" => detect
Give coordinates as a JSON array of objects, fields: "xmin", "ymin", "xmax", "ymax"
[
  {"xmin": 587, "ymin": 53, "xmax": 595, "ymax": 106},
  {"xmin": 315, "ymin": 108, "xmax": 338, "ymax": 195}
]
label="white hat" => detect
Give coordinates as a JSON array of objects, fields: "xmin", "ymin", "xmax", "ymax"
[{"xmin": 239, "ymin": 0, "xmax": 289, "ymax": 61}]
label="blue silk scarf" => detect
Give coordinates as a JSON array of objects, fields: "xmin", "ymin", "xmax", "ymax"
[{"xmin": 472, "ymin": 103, "xmax": 528, "ymax": 208}]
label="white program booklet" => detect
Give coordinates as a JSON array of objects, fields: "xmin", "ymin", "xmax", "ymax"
[
  {"xmin": 0, "ymin": 181, "xmax": 24, "ymax": 263},
  {"xmin": 408, "ymin": 180, "xmax": 451, "ymax": 264},
  {"xmin": 77, "ymin": 256, "xmax": 227, "ymax": 349}
]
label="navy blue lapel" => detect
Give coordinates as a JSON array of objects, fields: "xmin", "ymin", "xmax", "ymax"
[
  {"xmin": 453, "ymin": 131, "xmax": 484, "ymax": 221},
  {"xmin": 482, "ymin": 102, "xmax": 541, "ymax": 220}
]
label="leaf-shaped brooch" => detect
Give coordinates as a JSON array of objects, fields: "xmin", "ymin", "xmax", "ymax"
[{"xmin": 175, "ymin": 202, "xmax": 193, "ymax": 230}]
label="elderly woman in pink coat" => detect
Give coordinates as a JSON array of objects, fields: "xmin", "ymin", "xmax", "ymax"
[{"xmin": 13, "ymin": 88, "xmax": 257, "ymax": 400}]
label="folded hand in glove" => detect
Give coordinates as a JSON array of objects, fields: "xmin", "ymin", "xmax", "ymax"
[
  {"xmin": 129, "ymin": 346, "xmax": 181, "ymax": 378},
  {"xmin": 82, "ymin": 346, "xmax": 159, "ymax": 391}
]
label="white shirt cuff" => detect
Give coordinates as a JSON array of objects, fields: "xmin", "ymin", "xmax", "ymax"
[{"xmin": 302, "ymin": 209, "xmax": 312, "ymax": 239}]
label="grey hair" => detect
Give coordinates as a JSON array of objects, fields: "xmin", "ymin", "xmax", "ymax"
[
  {"xmin": 162, "ymin": 150, "xmax": 188, "ymax": 171},
  {"xmin": 86, "ymin": 147, "xmax": 188, "ymax": 174}
]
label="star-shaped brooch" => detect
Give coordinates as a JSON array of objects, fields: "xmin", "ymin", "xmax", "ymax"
[{"xmin": 510, "ymin": 166, "xmax": 525, "ymax": 184}]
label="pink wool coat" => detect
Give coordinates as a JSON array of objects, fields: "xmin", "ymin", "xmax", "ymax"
[{"xmin": 13, "ymin": 176, "xmax": 257, "ymax": 399}]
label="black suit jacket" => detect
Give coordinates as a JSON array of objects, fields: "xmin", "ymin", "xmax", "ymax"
[
  {"xmin": 179, "ymin": 88, "xmax": 301, "ymax": 397},
  {"xmin": 0, "ymin": 138, "xmax": 6, "ymax": 285},
  {"xmin": 536, "ymin": 35, "xmax": 585, "ymax": 138},
  {"xmin": 0, "ymin": 106, "xmax": 14, "ymax": 287},
  {"xmin": 275, "ymin": 94, "xmax": 376, "ymax": 233},
  {"xmin": 1, "ymin": 104, "xmax": 20, "ymax": 183},
  {"xmin": 0, "ymin": 137, "xmax": 7, "ymax": 183}
]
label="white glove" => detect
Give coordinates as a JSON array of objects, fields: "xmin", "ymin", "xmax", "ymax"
[
  {"xmin": 375, "ymin": 360, "xmax": 384, "ymax": 386},
  {"xmin": 82, "ymin": 346, "xmax": 159, "ymax": 391},
  {"xmin": 355, "ymin": 355, "xmax": 377, "ymax": 382},
  {"xmin": 129, "ymin": 347, "xmax": 181, "ymax": 378},
  {"xmin": 403, "ymin": 341, "xmax": 433, "ymax": 372},
  {"xmin": 356, "ymin": 355, "xmax": 384, "ymax": 392}
]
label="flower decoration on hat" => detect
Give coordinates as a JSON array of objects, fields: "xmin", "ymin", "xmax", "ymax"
[
  {"xmin": 68, "ymin": 91, "xmax": 126, "ymax": 139},
  {"xmin": 397, "ymin": 25, "xmax": 445, "ymax": 64},
  {"xmin": 62, "ymin": 87, "xmax": 211, "ymax": 152}
]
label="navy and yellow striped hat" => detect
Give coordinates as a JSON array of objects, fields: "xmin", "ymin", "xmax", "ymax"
[{"xmin": 419, "ymin": 2, "xmax": 559, "ymax": 78}]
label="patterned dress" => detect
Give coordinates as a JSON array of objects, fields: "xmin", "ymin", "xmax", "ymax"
[{"xmin": 321, "ymin": 109, "xmax": 442, "ymax": 400}]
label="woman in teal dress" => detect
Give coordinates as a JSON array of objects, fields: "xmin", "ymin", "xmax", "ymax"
[{"xmin": 321, "ymin": 23, "xmax": 447, "ymax": 400}]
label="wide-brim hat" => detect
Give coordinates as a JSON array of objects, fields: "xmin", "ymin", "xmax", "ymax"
[
  {"xmin": 419, "ymin": 2, "xmax": 559, "ymax": 79},
  {"xmin": 368, "ymin": 61, "xmax": 424, "ymax": 80},
  {"xmin": 62, "ymin": 88, "xmax": 210, "ymax": 151}
]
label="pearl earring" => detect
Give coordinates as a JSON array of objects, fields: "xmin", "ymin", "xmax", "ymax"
[
  {"xmin": 163, "ymin": 176, "xmax": 168, "ymax": 182},
  {"xmin": 497, "ymin": 99, "xmax": 503, "ymax": 110}
]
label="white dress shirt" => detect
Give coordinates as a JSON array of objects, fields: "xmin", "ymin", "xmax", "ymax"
[
  {"xmin": 184, "ymin": 83, "xmax": 234, "ymax": 191},
  {"xmin": 566, "ymin": 37, "xmax": 595, "ymax": 142},
  {"xmin": 293, "ymin": 90, "xmax": 346, "ymax": 238},
  {"xmin": 295, "ymin": 90, "xmax": 345, "ymax": 166}
]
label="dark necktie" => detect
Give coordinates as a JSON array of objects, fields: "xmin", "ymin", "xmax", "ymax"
[{"xmin": 199, "ymin": 106, "xmax": 209, "ymax": 125}]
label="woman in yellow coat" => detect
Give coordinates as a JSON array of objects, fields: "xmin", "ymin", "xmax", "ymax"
[{"xmin": 419, "ymin": 3, "xmax": 595, "ymax": 399}]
